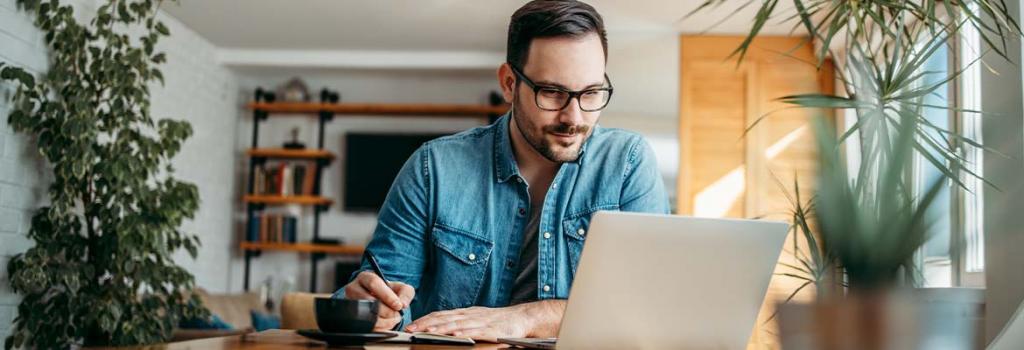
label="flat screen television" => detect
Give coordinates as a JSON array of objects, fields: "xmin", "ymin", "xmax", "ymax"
[{"xmin": 344, "ymin": 132, "xmax": 448, "ymax": 212}]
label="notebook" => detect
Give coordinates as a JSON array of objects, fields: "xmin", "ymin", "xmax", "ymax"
[{"xmin": 376, "ymin": 331, "xmax": 475, "ymax": 345}]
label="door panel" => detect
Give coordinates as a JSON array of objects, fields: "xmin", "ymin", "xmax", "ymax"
[{"xmin": 679, "ymin": 35, "xmax": 835, "ymax": 350}]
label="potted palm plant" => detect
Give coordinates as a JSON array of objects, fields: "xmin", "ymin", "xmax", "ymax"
[{"xmin": 689, "ymin": 0, "xmax": 1022, "ymax": 348}]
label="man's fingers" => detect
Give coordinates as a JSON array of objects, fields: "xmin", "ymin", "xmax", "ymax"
[
  {"xmin": 407, "ymin": 313, "xmax": 465, "ymax": 332},
  {"xmin": 430, "ymin": 319, "xmax": 485, "ymax": 335},
  {"xmin": 390, "ymin": 282, "xmax": 415, "ymax": 307},
  {"xmin": 344, "ymin": 280, "xmax": 372, "ymax": 298},
  {"xmin": 377, "ymin": 303, "xmax": 401, "ymax": 319},
  {"xmin": 357, "ymin": 272, "xmax": 404, "ymax": 310},
  {"xmin": 373, "ymin": 314, "xmax": 402, "ymax": 332}
]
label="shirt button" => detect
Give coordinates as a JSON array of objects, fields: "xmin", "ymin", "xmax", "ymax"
[
  {"xmin": 543, "ymin": 232, "xmax": 551, "ymax": 239},
  {"xmin": 577, "ymin": 228, "xmax": 586, "ymax": 236},
  {"xmin": 516, "ymin": 177, "xmax": 523, "ymax": 183},
  {"xmin": 552, "ymin": 183, "xmax": 558, "ymax": 189},
  {"xmin": 468, "ymin": 253, "xmax": 476, "ymax": 261},
  {"xmin": 518, "ymin": 208, "xmax": 526, "ymax": 216},
  {"xmin": 543, "ymin": 285, "xmax": 551, "ymax": 292}
]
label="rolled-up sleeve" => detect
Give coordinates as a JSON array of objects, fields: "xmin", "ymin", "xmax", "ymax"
[{"xmin": 333, "ymin": 145, "xmax": 433, "ymax": 330}]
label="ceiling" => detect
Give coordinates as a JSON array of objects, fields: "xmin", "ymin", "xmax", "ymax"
[{"xmin": 163, "ymin": 0, "xmax": 803, "ymax": 52}]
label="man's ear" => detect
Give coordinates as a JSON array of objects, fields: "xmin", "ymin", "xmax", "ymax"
[{"xmin": 496, "ymin": 63, "xmax": 516, "ymax": 104}]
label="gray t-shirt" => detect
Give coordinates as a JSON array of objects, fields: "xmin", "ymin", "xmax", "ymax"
[{"xmin": 509, "ymin": 197, "xmax": 543, "ymax": 305}]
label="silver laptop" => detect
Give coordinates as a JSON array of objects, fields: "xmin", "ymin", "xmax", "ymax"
[{"xmin": 499, "ymin": 211, "xmax": 788, "ymax": 350}]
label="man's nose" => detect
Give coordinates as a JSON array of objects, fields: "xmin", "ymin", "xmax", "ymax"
[{"xmin": 558, "ymin": 97, "xmax": 586, "ymax": 128}]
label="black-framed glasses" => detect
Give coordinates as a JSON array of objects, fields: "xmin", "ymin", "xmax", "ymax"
[{"xmin": 509, "ymin": 63, "xmax": 613, "ymax": 112}]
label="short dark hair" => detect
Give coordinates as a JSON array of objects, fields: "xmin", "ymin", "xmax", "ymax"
[{"xmin": 506, "ymin": 0, "xmax": 608, "ymax": 69}]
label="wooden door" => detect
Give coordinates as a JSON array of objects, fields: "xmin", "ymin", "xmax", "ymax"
[{"xmin": 678, "ymin": 35, "xmax": 835, "ymax": 349}]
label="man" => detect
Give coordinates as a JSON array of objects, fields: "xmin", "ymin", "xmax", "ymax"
[{"xmin": 335, "ymin": 0, "xmax": 669, "ymax": 342}]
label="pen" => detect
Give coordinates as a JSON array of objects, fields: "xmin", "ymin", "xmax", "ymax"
[{"xmin": 366, "ymin": 251, "xmax": 405, "ymax": 317}]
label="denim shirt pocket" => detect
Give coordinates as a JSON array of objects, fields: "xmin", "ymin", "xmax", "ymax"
[
  {"xmin": 431, "ymin": 223, "xmax": 494, "ymax": 309},
  {"xmin": 561, "ymin": 205, "xmax": 618, "ymax": 278}
]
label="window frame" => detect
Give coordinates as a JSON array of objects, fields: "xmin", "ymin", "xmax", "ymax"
[{"xmin": 910, "ymin": 8, "xmax": 986, "ymax": 289}]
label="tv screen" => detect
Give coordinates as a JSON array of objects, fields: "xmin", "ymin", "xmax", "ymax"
[{"xmin": 344, "ymin": 133, "xmax": 448, "ymax": 212}]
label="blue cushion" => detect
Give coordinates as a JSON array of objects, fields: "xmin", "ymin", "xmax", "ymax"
[
  {"xmin": 250, "ymin": 310, "xmax": 281, "ymax": 331},
  {"xmin": 179, "ymin": 314, "xmax": 234, "ymax": 330}
]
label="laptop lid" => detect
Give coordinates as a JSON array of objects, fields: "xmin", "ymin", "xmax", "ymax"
[{"xmin": 556, "ymin": 211, "xmax": 788, "ymax": 350}]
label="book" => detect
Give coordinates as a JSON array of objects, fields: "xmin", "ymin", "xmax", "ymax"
[
  {"xmin": 263, "ymin": 166, "xmax": 279, "ymax": 195},
  {"xmin": 303, "ymin": 162, "xmax": 317, "ymax": 195},
  {"xmin": 276, "ymin": 215, "xmax": 284, "ymax": 242},
  {"xmin": 285, "ymin": 216, "xmax": 297, "ymax": 243},
  {"xmin": 378, "ymin": 331, "xmax": 475, "ymax": 345},
  {"xmin": 292, "ymin": 164, "xmax": 306, "ymax": 196},
  {"xmin": 252, "ymin": 167, "xmax": 265, "ymax": 195},
  {"xmin": 247, "ymin": 214, "xmax": 260, "ymax": 242},
  {"xmin": 259, "ymin": 214, "xmax": 268, "ymax": 242},
  {"xmin": 277, "ymin": 163, "xmax": 288, "ymax": 195}
]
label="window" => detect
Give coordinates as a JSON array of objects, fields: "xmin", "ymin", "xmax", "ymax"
[
  {"xmin": 956, "ymin": 16, "xmax": 985, "ymax": 287},
  {"xmin": 915, "ymin": 37, "xmax": 954, "ymax": 288},
  {"xmin": 916, "ymin": 13, "xmax": 985, "ymax": 288}
]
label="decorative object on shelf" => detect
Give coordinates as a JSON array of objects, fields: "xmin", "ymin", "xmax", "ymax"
[
  {"xmin": 277, "ymin": 77, "xmax": 311, "ymax": 102},
  {"xmin": 283, "ymin": 127, "xmax": 306, "ymax": 149},
  {"xmin": 320, "ymin": 88, "xmax": 341, "ymax": 104},
  {"xmin": 255, "ymin": 87, "xmax": 277, "ymax": 103},
  {"xmin": 1, "ymin": 1, "xmax": 208, "ymax": 348}
]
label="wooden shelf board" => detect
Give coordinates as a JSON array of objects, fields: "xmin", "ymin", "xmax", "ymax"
[
  {"xmin": 247, "ymin": 148, "xmax": 335, "ymax": 160},
  {"xmin": 243, "ymin": 195, "xmax": 333, "ymax": 206},
  {"xmin": 248, "ymin": 102, "xmax": 509, "ymax": 117},
  {"xmin": 240, "ymin": 242, "xmax": 364, "ymax": 255}
]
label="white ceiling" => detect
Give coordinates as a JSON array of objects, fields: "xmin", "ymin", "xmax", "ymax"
[{"xmin": 163, "ymin": 0, "xmax": 803, "ymax": 52}]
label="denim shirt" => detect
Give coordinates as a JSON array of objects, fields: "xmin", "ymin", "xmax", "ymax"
[{"xmin": 333, "ymin": 112, "xmax": 670, "ymax": 328}]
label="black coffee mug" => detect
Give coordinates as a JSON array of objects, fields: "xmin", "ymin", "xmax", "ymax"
[{"xmin": 314, "ymin": 297, "xmax": 379, "ymax": 334}]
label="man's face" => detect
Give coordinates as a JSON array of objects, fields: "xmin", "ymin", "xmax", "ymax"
[{"xmin": 506, "ymin": 33, "xmax": 607, "ymax": 163}]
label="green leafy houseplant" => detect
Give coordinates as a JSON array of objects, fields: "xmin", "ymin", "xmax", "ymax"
[
  {"xmin": 689, "ymin": 0, "xmax": 1022, "ymax": 292},
  {"xmin": 2, "ymin": 0, "xmax": 207, "ymax": 348}
]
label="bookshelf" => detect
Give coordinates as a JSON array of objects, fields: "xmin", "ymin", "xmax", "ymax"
[
  {"xmin": 241, "ymin": 87, "xmax": 509, "ymax": 292},
  {"xmin": 245, "ymin": 148, "xmax": 335, "ymax": 160},
  {"xmin": 245, "ymin": 101, "xmax": 509, "ymax": 117},
  {"xmin": 243, "ymin": 195, "xmax": 333, "ymax": 206},
  {"xmin": 240, "ymin": 242, "xmax": 365, "ymax": 255},
  {"xmin": 242, "ymin": 88, "xmax": 345, "ymax": 293}
]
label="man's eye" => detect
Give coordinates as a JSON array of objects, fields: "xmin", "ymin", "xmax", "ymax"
[{"xmin": 539, "ymin": 89, "xmax": 566, "ymax": 98}]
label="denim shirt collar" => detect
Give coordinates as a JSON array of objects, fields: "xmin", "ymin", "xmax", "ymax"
[
  {"xmin": 493, "ymin": 109, "xmax": 595, "ymax": 183},
  {"xmin": 493, "ymin": 111, "xmax": 520, "ymax": 183}
]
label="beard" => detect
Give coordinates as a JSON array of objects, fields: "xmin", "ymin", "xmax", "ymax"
[{"xmin": 511, "ymin": 95, "xmax": 593, "ymax": 163}]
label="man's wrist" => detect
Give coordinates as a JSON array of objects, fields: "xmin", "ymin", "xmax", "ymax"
[{"xmin": 516, "ymin": 299, "xmax": 566, "ymax": 338}]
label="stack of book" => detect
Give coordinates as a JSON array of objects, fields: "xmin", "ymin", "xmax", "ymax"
[
  {"xmin": 247, "ymin": 213, "xmax": 298, "ymax": 243},
  {"xmin": 252, "ymin": 161, "xmax": 317, "ymax": 196}
]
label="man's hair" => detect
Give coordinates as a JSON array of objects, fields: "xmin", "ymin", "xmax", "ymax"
[{"xmin": 506, "ymin": 0, "xmax": 608, "ymax": 69}]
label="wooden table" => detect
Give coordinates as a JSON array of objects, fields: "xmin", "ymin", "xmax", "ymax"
[{"xmin": 94, "ymin": 330, "xmax": 515, "ymax": 349}]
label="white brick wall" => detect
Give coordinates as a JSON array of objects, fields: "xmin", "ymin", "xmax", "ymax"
[
  {"xmin": 0, "ymin": 0, "xmax": 50, "ymax": 342},
  {"xmin": 0, "ymin": 0, "xmax": 239, "ymax": 340},
  {"xmin": 153, "ymin": 5, "xmax": 240, "ymax": 294}
]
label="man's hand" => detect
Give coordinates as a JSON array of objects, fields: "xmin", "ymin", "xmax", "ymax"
[
  {"xmin": 343, "ymin": 271, "xmax": 415, "ymax": 331},
  {"xmin": 406, "ymin": 300, "xmax": 566, "ymax": 342}
]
